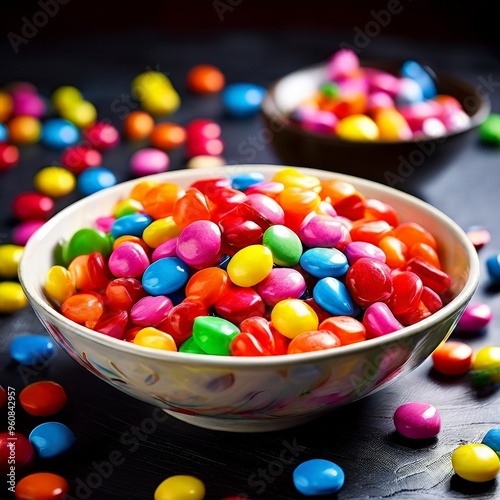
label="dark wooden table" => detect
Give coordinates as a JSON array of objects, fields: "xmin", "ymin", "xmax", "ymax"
[{"xmin": 1, "ymin": 20, "xmax": 500, "ymax": 500}]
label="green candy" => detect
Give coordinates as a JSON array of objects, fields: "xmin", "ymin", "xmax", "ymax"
[
  {"xmin": 263, "ymin": 225, "xmax": 303, "ymax": 267},
  {"xmin": 192, "ymin": 316, "xmax": 240, "ymax": 355},
  {"xmin": 179, "ymin": 337, "xmax": 208, "ymax": 354},
  {"xmin": 320, "ymin": 82, "xmax": 340, "ymax": 99},
  {"xmin": 479, "ymin": 113, "xmax": 500, "ymax": 146},
  {"xmin": 63, "ymin": 228, "xmax": 113, "ymax": 264}
]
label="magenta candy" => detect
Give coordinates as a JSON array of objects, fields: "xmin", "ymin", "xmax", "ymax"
[
  {"xmin": 344, "ymin": 241, "xmax": 386, "ymax": 265},
  {"xmin": 327, "ymin": 48, "xmax": 359, "ymax": 80},
  {"xmin": 246, "ymin": 193, "xmax": 285, "ymax": 225},
  {"xmin": 301, "ymin": 110, "xmax": 338, "ymax": 134},
  {"xmin": 256, "ymin": 268, "xmax": 307, "ymax": 307},
  {"xmin": 393, "ymin": 402, "xmax": 441, "ymax": 439},
  {"xmin": 299, "ymin": 214, "xmax": 351, "ymax": 248},
  {"xmin": 176, "ymin": 220, "xmax": 221, "ymax": 267},
  {"xmin": 83, "ymin": 122, "xmax": 120, "ymax": 151},
  {"xmin": 108, "ymin": 242, "xmax": 150, "ymax": 278},
  {"xmin": 94, "ymin": 216, "xmax": 116, "ymax": 233},
  {"xmin": 456, "ymin": 302, "xmax": 493, "ymax": 332},
  {"xmin": 12, "ymin": 91, "xmax": 46, "ymax": 118},
  {"xmin": 366, "ymin": 91, "xmax": 394, "ymax": 112},
  {"xmin": 363, "ymin": 302, "xmax": 403, "ymax": 339},
  {"xmin": 441, "ymin": 109, "xmax": 470, "ymax": 132},
  {"xmin": 400, "ymin": 101, "xmax": 442, "ymax": 132},
  {"xmin": 363, "ymin": 68, "xmax": 401, "ymax": 97},
  {"xmin": 12, "ymin": 220, "xmax": 44, "ymax": 245},
  {"xmin": 130, "ymin": 148, "xmax": 170, "ymax": 176},
  {"xmin": 337, "ymin": 74, "xmax": 368, "ymax": 96},
  {"xmin": 152, "ymin": 237, "xmax": 179, "ymax": 261},
  {"xmin": 130, "ymin": 295, "xmax": 173, "ymax": 326}
]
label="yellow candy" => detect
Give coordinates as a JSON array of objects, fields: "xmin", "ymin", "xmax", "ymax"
[
  {"xmin": 0, "ymin": 91, "xmax": 14, "ymax": 122},
  {"xmin": 452, "ymin": 443, "xmax": 500, "ymax": 482},
  {"xmin": 34, "ymin": 166, "xmax": 76, "ymax": 198},
  {"xmin": 336, "ymin": 114, "xmax": 379, "ymax": 141},
  {"xmin": 133, "ymin": 328, "xmax": 177, "ymax": 351},
  {"xmin": 272, "ymin": 167, "xmax": 321, "ymax": 192},
  {"xmin": 132, "ymin": 71, "xmax": 173, "ymax": 95},
  {"xmin": 44, "ymin": 265, "xmax": 76, "ymax": 304},
  {"xmin": 271, "ymin": 299, "xmax": 319, "ymax": 339},
  {"xmin": 0, "ymin": 244, "xmax": 24, "ymax": 279},
  {"xmin": 60, "ymin": 100, "xmax": 97, "ymax": 129},
  {"xmin": 142, "ymin": 217, "xmax": 181, "ymax": 249},
  {"xmin": 154, "ymin": 475, "xmax": 205, "ymax": 500},
  {"xmin": 472, "ymin": 346, "xmax": 500, "ymax": 382},
  {"xmin": 227, "ymin": 244, "xmax": 273, "ymax": 287},
  {"xmin": 132, "ymin": 71, "xmax": 181, "ymax": 116},
  {"xmin": 374, "ymin": 108, "xmax": 413, "ymax": 141},
  {"xmin": 112, "ymin": 198, "xmax": 144, "ymax": 218},
  {"xmin": 140, "ymin": 90, "xmax": 181, "ymax": 116},
  {"xmin": 52, "ymin": 85, "xmax": 83, "ymax": 112},
  {"xmin": 0, "ymin": 281, "xmax": 28, "ymax": 313}
]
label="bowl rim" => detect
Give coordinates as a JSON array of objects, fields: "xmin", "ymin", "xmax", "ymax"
[
  {"xmin": 261, "ymin": 60, "xmax": 492, "ymax": 145},
  {"xmin": 19, "ymin": 164, "xmax": 480, "ymax": 369}
]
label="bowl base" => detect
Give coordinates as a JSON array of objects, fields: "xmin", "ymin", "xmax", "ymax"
[{"xmin": 164, "ymin": 410, "xmax": 320, "ymax": 432}]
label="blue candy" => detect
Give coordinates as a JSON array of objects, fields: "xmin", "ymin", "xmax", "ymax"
[
  {"xmin": 486, "ymin": 254, "xmax": 500, "ymax": 284},
  {"xmin": 313, "ymin": 277, "xmax": 359, "ymax": 316},
  {"xmin": 29, "ymin": 422, "xmax": 75, "ymax": 459},
  {"xmin": 0, "ymin": 123, "xmax": 8, "ymax": 142},
  {"xmin": 41, "ymin": 118, "xmax": 80, "ymax": 149},
  {"xmin": 222, "ymin": 83, "xmax": 266, "ymax": 117},
  {"xmin": 9, "ymin": 335, "xmax": 56, "ymax": 366},
  {"xmin": 142, "ymin": 257, "xmax": 189, "ymax": 296},
  {"xmin": 300, "ymin": 247, "xmax": 349, "ymax": 278},
  {"xmin": 482, "ymin": 428, "xmax": 500, "ymax": 454},
  {"xmin": 293, "ymin": 458, "xmax": 345, "ymax": 496},
  {"xmin": 111, "ymin": 213, "xmax": 153, "ymax": 239},
  {"xmin": 396, "ymin": 77, "xmax": 424, "ymax": 107},
  {"xmin": 77, "ymin": 167, "xmax": 117, "ymax": 195},
  {"xmin": 231, "ymin": 172, "xmax": 265, "ymax": 191},
  {"xmin": 401, "ymin": 60, "xmax": 437, "ymax": 100}
]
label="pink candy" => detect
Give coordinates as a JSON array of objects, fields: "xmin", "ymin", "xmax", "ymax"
[
  {"xmin": 176, "ymin": 220, "xmax": 221, "ymax": 267},
  {"xmin": 363, "ymin": 302, "xmax": 403, "ymax": 339},
  {"xmin": 344, "ymin": 241, "xmax": 386, "ymax": 265},
  {"xmin": 456, "ymin": 302, "xmax": 493, "ymax": 332},
  {"xmin": 393, "ymin": 402, "xmax": 441, "ymax": 439},
  {"xmin": 299, "ymin": 214, "xmax": 351, "ymax": 248},
  {"xmin": 246, "ymin": 193, "xmax": 285, "ymax": 225},
  {"xmin": 130, "ymin": 148, "xmax": 170, "ymax": 177},
  {"xmin": 108, "ymin": 242, "xmax": 150, "ymax": 278},
  {"xmin": 256, "ymin": 268, "xmax": 307, "ymax": 307},
  {"xmin": 12, "ymin": 220, "xmax": 45, "ymax": 245},
  {"xmin": 130, "ymin": 295, "xmax": 173, "ymax": 326}
]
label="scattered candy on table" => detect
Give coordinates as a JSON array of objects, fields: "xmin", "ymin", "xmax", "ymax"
[
  {"xmin": 19, "ymin": 381, "xmax": 68, "ymax": 416},
  {"xmin": 130, "ymin": 148, "xmax": 170, "ymax": 176},
  {"xmin": 0, "ymin": 243, "xmax": 24, "ymax": 279},
  {"xmin": 432, "ymin": 341, "xmax": 473, "ymax": 375},
  {"xmin": 456, "ymin": 302, "xmax": 493, "ymax": 332},
  {"xmin": 77, "ymin": 166, "xmax": 117, "ymax": 195},
  {"xmin": 289, "ymin": 48, "xmax": 472, "ymax": 141},
  {"xmin": 293, "ymin": 458, "xmax": 345, "ymax": 496},
  {"xmin": 132, "ymin": 70, "xmax": 181, "ymax": 116},
  {"xmin": 40, "ymin": 118, "xmax": 80, "ymax": 150},
  {"xmin": 221, "ymin": 82, "xmax": 266, "ymax": 117},
  {"xmin": 466, "ymin": 225, "xmax": 491, "ymax": 250},
  {"xmin": 479, "ymin": 113, "xmax": 500, "ymax": 146},
  {"xmin": 124, "ymin": 110, "xmax": 155, "ymax": 141},
  {"xmin": 29, "ymin": 422, "xmax": 75, "ymax": 459},
  {"xmin": 34, "ymin": 165, "xmax": 77, "ymax": 198},
  {"xmin": 451, "ymin": 443, "xmax": 500, "ymax": 482},
  {"xmin": 186, "ymin": 64, "xmax": 225, "ymax": 94},
  {"xmin": 0, "ymin": 281, "xmax": 28, "ymax": 313},
  {"xmin": 482, "ymin": 428, "xmax": 500, "ymax": 455},
  {"xmin": 9, "ymin": 334, "xmax": 56, "ymax": 366},
  {"xmin": 393, "ymin": 402, "xmax": 441, "ymax": 439},
  {"xmin": 0, "ymin": 432, "xmax": 35, "ymax": 475},
  {"xmin": 154, "ymin": 474, "xmax": 206, "ymax": 500}
]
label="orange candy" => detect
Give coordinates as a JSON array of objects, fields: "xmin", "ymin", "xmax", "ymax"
[
  {"xmin": 378, "ymin": 235, "xmax": 408, "ymax": 269},
  {"xmin": 319, "ymin": 316, "xmax": 367, "ymax": 345},
  {"xmin": 60, "ymin": 292, "xmax": 104, "ymax": 328},
  {"xmin": 186, "ymin": 64, "xmax": 225, "ymax": 94},
  {"xmin": 288, "ymin": 330, "xmax": 341, "ymax": 354},
  {"xmin": 68, "ymin": 254, "xmax": 93, "ymax": 291},
  {"xmin": 123, "ymin": 110, "xmax": 155, "ymax": 141},
  {"xmin": 410, "ymin": 242, "xmax": 441, "ymax": 269},
  {"xmin": 172, "ymin": 187, "xmax": 211, "ymax": 229},
  {"xmin": 15, "ymin": 472, "xmax": 69, "ymax": 500},
  {"xmin": 141, "ymin": 182, "xmax": 186, "ymax": 219},
  {"xmin": 129, "ymin": 179, "xmax": 159, "ymax": 202},
  {"xmin": 150, "ymin": 122, "xmax": 187, "ymax": 150},
  {"xmin": 0, "ymin": 91, "xmax": 13, "ymax": 122},
  {"xmin": 350, "ymin": 219, "xmax": 393, "ymax": 245},
  {"xmin": 432, "ymin": 341, "xmax": 473, "ymax": 375},
  {"xmin": 8, "ymin": 115, "xmax": 41, "ymax": 144},
  {"xmin": 391, "ymin": 221, "xmax": 437, "ymax": 250},
  {"xmin": 185, "ymin": 267, "xmax": 230, "ymax": 307}
]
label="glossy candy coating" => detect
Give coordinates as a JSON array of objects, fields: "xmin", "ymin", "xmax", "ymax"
[
  {"xmin": 313, "ymin": 277, "xmax": 358, "ymax": 316},
  {"xmin": 262, "ymin": 225, "xmax": 302, "ymax": 266},
  {"xmin": 363, "ymin": 302, "xmax": 403, "ymax": 338},
  {"xmin": 482, "ymin": 428, "xmax": 500, "ymax": 454},
  {"xmin": 108, "ymin": 242, "xmax": 150, "ymax": 278},
  {"xmin": 186, "ymin": 64, "xmax": 225, "ymax": 94},
  {"xmin": 130, "ymin": 295, "xmax": 173, "ymax": 326},
  {"xmin": 0, "ymin": 281, "xmax": 28, "ymax": 312},
  {"xmin": 0, "ymin": 244, "xmax": 24, "ymax": 279},
  {"xmin": 12, "ymin": 191, "xmax": 54, "ymax": 221},
  {"xmin": 130, "ymin": 148, "xmax": 170, "ymax": 176},
  {"xmin": 452, "ymin": 443, "xmax": 500, "ymax": 482},
  {"xmin": 471, "ymin": 346, "xmax": 500, "ymax": 383},
  {"xmin": 192, "ymin": 316, "xmax": 240, "ymax": 355},
  {"xmin": 319, "ymin": 316, "xmax": 366, "ymax": 345},
  {"xmin": 257, "ymin": 268, "xmax": 306, "ymax": 307},
  {"xmin": 343, "ymin": 241, "xmax": 386, "ymax": 265},
  {"xmin": 288, "ymin": 330, "xmax": 341, "ymax": 354},
  {"xmin": 154, "ymin": 474, "xmax": 206, "ymax": 500},
  {"xmin": 64, "ymin": 228, "xmax": 112, "ymax": 263},
  {"xmin": 14, "ymin": 472, "xmax": 69, "ymax": 500},
  {"xmin": 271, "ymin": 299, "xmax": 318, "ymax": 339},
  {"xmin": 456, "ymin": 302, "xmax": 493, "ymax": 332},
  {"xmin": 185, "ymin": 267, "xmax": 229, "ymax": 307},
  {"xmin": 214, "ymin": 286, "xmax": 265, "ymax": 325},
  {"xmin": 221, "ymin": 83, "xmax": 265, "ymax": 117},
  {"xmin": 142, "ymin": 257, "xmax": 189, "ymax": 295},
  {"xmin": 61, "ymin": 293, "xmax": 104, "ymax": 328},
  {"xmin": 300, "ymin": 247, "xmax": 349, "ymax": 278},
  {"xmin": 77, "ymin": 167, "xmax": 117, "ymax": 195},
  {"xmin": 293, "ymin": 458, "xmax": 345, "ymax": 496},
  {"xmin": 111, "ymin": 213, "xmax": 153, "ymax": 239},
  {"xmin": 34, "ymin": 166, "xmax": 76, "ymax": 198},
  {"xmin": 10, "ymin": 335, "xmax": 55, "ymax": 366},
  {"xmin": 41, "ymin": 118, "xmax": 79, "ymax": 149},
  {"xmin": 133, "ymin": 327, "xmax": 177, "ymax": 351},
  {"xmin": 19, "ymin": 381, "xmax": 67, "ymax": 416},
  {"xmin": 8, "ymin": 115, "xmax": 41, "ymax": 144},
  {"xmin": 177, "ymin": 220, "xmax": 221, "ymax": 267},
  {"xmin": 60, "ymin": 145, "xmax": 102, "ymax": 174},
  {"xmin": 432, "ymin": 341, "xmax": 473, "ymax": 375},
  {"xmin": 393, "ymin": 401, "xmax": 441, "ymax": 439},
  {"xmin": 29, "ymin": 422, "xmax": 75, "ymax": 459},
  {"xmin": 83, "ymin": 121, "xmax": 120, "ymax": 150},
  {"xmin": 12, "ymin": 220, "xmax": 44, "ymax": 245},
  {"xmin": 0, "ymin": 143, "xmax": 19, "ymax": 170},
  {"xmin": 124, "ymin": 110, "xmax": 155, "ymax": 141},
  {"xmin": 158, "ymin": 300, "xmax": 208, "ymax": 346},
  {"xmin": 227, "ymin": 244, "xmax": 273, "ymax": 287}
]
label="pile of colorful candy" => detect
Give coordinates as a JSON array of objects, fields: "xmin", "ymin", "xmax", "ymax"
[
  {"xmin": 289, "ymin": 49, "xmax": 471, "ymax": 141},
  {"xmin": 42, "ymin": 167, "xmax": 454, "ymax": 356}
]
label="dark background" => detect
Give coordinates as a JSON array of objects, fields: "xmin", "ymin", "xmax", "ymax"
[{"xmin": 1, "ymin": 1, "xmax": 500, "ymax": 499}]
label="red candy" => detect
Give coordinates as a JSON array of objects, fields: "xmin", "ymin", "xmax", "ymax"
[
  {"xmin": 11, "ymin": 191, "xmax": 54, "ymax": 221},
  {"xmin": 94, "ymin": 309, "xmax": 129, "ymax": 339},
  {"xmin": 0, "ymin": 385, "xmax": 6, "ymax": 408},
  {"xmin": 19, "ymin": 381, "xmax": 67, "ymax": 416},
  {"xmin": 60, "ymin": 145, "xmax": 102, "ymax": 174},
  {"xmin": 214, "ymin": 286, "xmax": 265, "ymax": 325},
  {"xmin": 403, "ymin": 257, "xmax": 452, "ymax": 295},
  {"xmin": 387, "ymin": 271, "xmax": 423, "ymax": 316},
  {"xmin": 185, "ymin": 267, "xmax": 229, "ymax": 307},
  {"xmin": 231, "ymin": 317, "xmax": 288, "ymax": 356},
  {"xmin": 172, "ymin": 187, "xmax": 211, "ymax": 229},
  {"xmin": 0, "ymin": 432, "xmax": 35, "ymax": 475},
  {"xmin": 105, "ymin": 277, "xmax": 146, "ymax": 311},
  {"xmin": 0, "ymin": 143, "xmax": 20, "ymax": 170},
  {"xmin": 346, "ymin": 257, "xmax": 393, "ymax": 307},
  {"xmin": 83, "ymin": 121, "xmax": 120, "ymax": 151}
]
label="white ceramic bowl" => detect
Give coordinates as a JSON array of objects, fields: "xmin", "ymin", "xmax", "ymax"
[{"xmin": 19, "ymin": 165, "xmax": 479, "ymax": 432}]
